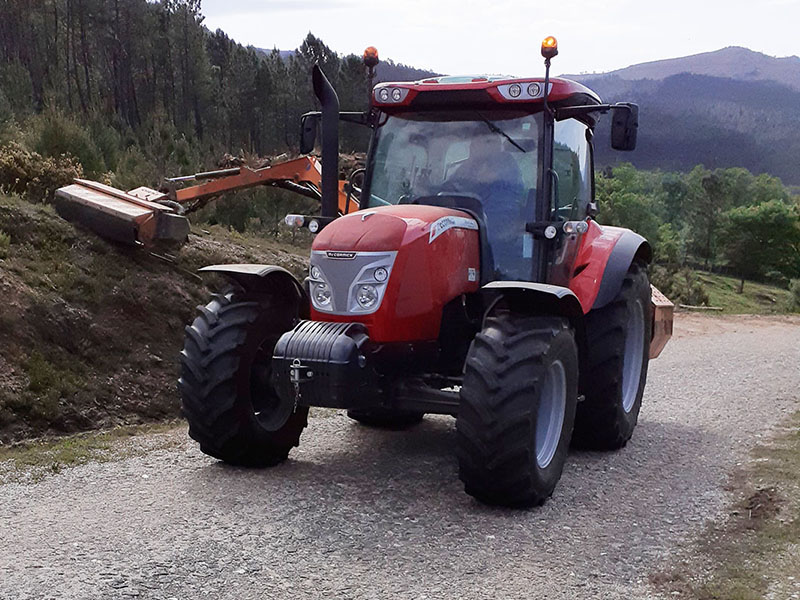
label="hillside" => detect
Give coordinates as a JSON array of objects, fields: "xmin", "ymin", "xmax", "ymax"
[
  {"xmin": 0, "ymin": 194, "xmax": 308, "ymax": 444},
  {"xmin": 576, "ymin": 46, "xmax": 800, "ymax": 91},
  {"xmin": 567, "ymin": 47, "xmax": 800, "ymax": 184},
  {"xmin": 694, "ymin": 271, "xmax": 797, "ymax": 314},
  {"xmin": 585, "ymin": 73, "xmax": 800, "ymax": 183}
]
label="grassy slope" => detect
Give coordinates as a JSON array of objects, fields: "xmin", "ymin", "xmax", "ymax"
[
  {"xmin": 0, "ymin": 194, "xmax": 309, "ymax": 443},
  {"xmin": 695, "ymin": 271, "xmax": 797, "ymax": 314}
]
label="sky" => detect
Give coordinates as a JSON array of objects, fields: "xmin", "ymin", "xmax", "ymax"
[{"xmin": 199, "ymin": 0, "xmax": 799, "ymax": 77}]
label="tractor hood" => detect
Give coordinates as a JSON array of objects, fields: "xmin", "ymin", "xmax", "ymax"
[
  {"xmin": 309, "ymin": 204, "xmax": 481, "ymax": 343},
  {"xmin": 312, "ymin": 204, "xmax": 477, "ymax": 252}
]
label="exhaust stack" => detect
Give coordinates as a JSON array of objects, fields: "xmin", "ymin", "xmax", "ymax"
[{"xmin": 312, "ymin": 64, "xmax": 340, "ymax": 219}]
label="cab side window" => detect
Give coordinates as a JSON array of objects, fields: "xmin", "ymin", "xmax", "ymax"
[{"xmin": 552, "ymin": 119, "xmax": 591, "ymax": 221}]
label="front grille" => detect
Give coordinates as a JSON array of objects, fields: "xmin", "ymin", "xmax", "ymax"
[{"xmin": 309, "ymin": 250, "xmax": 397, "ymax": 315}]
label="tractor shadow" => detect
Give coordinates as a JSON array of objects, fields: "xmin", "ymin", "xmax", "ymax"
[{"xmin": 188, "ymin": 412, "xmax": 726, "ymax": 529}]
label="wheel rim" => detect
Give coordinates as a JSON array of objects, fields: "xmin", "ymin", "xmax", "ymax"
[
  {"xmin": 622, "ymin": 299, "xmax": 645, "ymax": 413},
  {"xmin": 536, "ymin": 359, "xmax": 567, "ymax": 469},
  {"xmin": 249, "ymin": 336, "xmax": 294, "ymax": 431}
]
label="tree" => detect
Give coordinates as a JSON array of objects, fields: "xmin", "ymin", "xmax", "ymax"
[
  {"xmin": 596, "ymin": 164, "xmax": 662, "ymax": 245},
  {"xmin": 722, "ymin": 200, "xmax": 800, "ymax": 292}
]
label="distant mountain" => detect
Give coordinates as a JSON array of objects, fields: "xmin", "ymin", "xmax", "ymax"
[
  {"xmin": 567, "ymin": 47, "xmax": 800, "ymax": 184},
  {"xmin": 570, "ymin": 46, "xmax": 800, "ymax": 91}
]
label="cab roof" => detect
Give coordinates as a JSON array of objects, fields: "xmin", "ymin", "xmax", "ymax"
[{"xmin": 371, "ymin": 75, "xmax": 602, "ymax": 111}]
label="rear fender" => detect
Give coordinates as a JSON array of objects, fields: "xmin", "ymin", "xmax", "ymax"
[
  {"xmin": 592, "ymin": 229, "xmax": 652, "ymax": 310},
  {"xmin": 199, "ymin": 264, "xmax": 309, "ymax": 317}
]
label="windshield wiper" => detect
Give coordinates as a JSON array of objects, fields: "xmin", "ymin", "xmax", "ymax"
[{"xmin": 475, "ymin": 111, "xmax": 527, "ymax": 153}]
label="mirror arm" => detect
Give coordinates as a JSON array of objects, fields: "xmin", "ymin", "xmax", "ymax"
[
  {"xmin": 339, "ymin": 111, "xmax": 371, "ymax": 126},
  {"xmin": 554, "ymin": 103, "xmax": 639, "ymax": 121},
  {"xmin": 554, "ymin": 104, "xmax": 611, "ymax": 121}
]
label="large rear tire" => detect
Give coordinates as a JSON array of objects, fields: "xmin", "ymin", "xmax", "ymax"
[
  {"xmin": 457, "ymin": 314, "xmax": 578, "ymax": 507},
  {"xmin": 178, "ymin": 289, "xmax": 308, "ymax": 466},
  {"xmin": 572, "ymin": 262, "xmax": 652, "ymax": 450}
]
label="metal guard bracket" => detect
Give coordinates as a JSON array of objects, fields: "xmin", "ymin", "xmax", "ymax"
[{"xmin": 525, "ymin": 221, "xmax": 560, "ymax": 240}]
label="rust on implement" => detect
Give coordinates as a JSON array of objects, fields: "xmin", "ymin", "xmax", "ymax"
[{"xmin": 649, "ymin": 285, "xmax": 674, "ymax": 359}]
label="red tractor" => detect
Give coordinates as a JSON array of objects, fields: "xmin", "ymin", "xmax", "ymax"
[{"xmin": 179, "ymin": 38, "xmax": 673, "ymax": 507}]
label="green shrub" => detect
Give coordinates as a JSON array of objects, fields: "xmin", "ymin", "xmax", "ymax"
[
  {"xmin": 0, "ymin": 89, "xmax": 13, "ymax": 129},
  {"xmin": 139, "ymin": 111, "xmax": 201, "ymax": 177},
  {"xmin": 0, "ymin": 142, "xmax": 83, "ymax": 202},
  {"xmin": 111, "ymin": 145, "xmax": 159, "ymax": 190},
  {"xmin": 0, "ymin": 229, "xmax": 9, "ymax": 258},
  {"xmin": 31, "ymin": 109, "xmax": 105, "ymax": 176},
  {"xmin": 87, "ymin": 115, "xmax": 122, "ymax": 173},
  {"xmin": 765, "ymin": 270, "xmax": 790, "ymax": 289},
  {"xmin": 790, "ymin": 279, "xmax": 800, "ymax": 309},
  {"xmin": 653, "ymin": 223, "xmax": 683, "ymax": 267},
  {"xmin": 651, "ymin": 265, "xmax": 710, "ymax": 306}
]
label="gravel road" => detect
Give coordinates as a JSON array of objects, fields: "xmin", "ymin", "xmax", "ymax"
[{"xmin": 1, "ymin": 313, "xmax": 799, "ymax": 599}]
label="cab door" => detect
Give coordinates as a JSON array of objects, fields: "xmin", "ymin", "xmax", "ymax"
[{"xmin": 549, "ymin": 119, "xmax": 593, "ymax": 286}]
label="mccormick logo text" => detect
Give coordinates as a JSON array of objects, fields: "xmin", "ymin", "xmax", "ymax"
[
  {"xmin": 429, "ymin": 216, "xmax": 479, "ymax": 243},
  {"xmin": 326, "ymin": 251, "xmax": 357, "ymax": 260}
]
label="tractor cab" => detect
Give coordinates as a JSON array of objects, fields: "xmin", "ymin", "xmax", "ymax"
[{"xmin": 362, "ymin": 100, "xmax": 594, "ymax": 282}]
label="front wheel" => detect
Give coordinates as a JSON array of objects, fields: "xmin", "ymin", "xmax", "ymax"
[
  {"xmin": 457, "ymin": 314, "xmax": 578, "ymax": 507},
  {"xmin": 178, "ymin": 289, "xmax": 308, "ymax": 466}
]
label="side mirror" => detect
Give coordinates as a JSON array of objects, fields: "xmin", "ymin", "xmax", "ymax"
[
  {"xmin": 300, "ymin": 113, "xmax": 319, "ymax": 154},
  {"xmin": 610, "ymin": 103, "xmax": 638, "ymax": 151}
]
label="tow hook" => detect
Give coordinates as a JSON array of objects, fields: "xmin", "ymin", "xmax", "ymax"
[{"xmin": 289, "ymin": 358, "xmax": 314, "ymax": 412}]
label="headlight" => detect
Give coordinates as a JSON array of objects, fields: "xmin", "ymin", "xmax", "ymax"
[
  {"xmin": 391, "ymin": 88, "xmax": 403, "ymax": 101},
  {"xmin": 313, "ymin": 282, "xmax": 332, "ymax": 306},
  {"xmin": 378, "ymin": 88, "xmax": 390, "ymax": 102},
  {"xmin": 373, "ymin": 267, "xmax": 388, "ymax": 282},
  {"xmin": 508, "ymin": 83, "xmax": 521, "ymax": 98},
  {"xmin": 527, "ymin": 82, "xmax": 541, "ymax": 97},
  {"xmin": 310, "ymin": 265, "xmax": 322, "ymax": 280},
  {"xmin": 356, "ymin": 284, "xmax": 378, "ymax": 309}
]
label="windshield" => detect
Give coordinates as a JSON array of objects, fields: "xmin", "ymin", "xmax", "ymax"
[
  {"xmin": 365, "ymin": 110, "xmax": 542, "ymax": 280},
  {"xmin": 367, "ymin": 110, "xmax": 541, "ymax": 208}
]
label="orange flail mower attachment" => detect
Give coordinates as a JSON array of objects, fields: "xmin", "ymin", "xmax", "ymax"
[
  {"xmin": 55, "ymin": 178, "xmax": 190, "ymax": 246},
  {"xmin": 649, "ymin": 284, "xmax": 674, "ymax": 359},
  {"xmin": 54, "ymin": 155, "xmax": 356, "ymax": 247}
]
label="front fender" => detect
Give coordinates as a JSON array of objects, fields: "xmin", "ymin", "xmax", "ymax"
[
  {"xmin": 483, "ymin": 281, "xmax": 583, "ymax": 320},
  {"xmin": 592, "ymin": 229, "xmax": 652, "ymax": 310},
  {"xmin": 482, "ymin": 281, "xmax": 587, "ymax": 383},
  {"xmin": 199, "ymin": 264, "xmax": 308, "ymax": 315}
]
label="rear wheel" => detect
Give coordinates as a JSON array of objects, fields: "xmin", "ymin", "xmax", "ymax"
[
  {"xmin": 178, "ymin": 289, "xmax": 307, "ymax": 466},
  {"xmin": 572, "ymin": 262, "xmax": 652, "ymax": 450},
  {"xmin": 457, "ymin": 314, "xmax": 578, "ymax": 507},
  {"xmin": 347, "ymin": 408, "xmax": 424, "ymax": 429}
]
